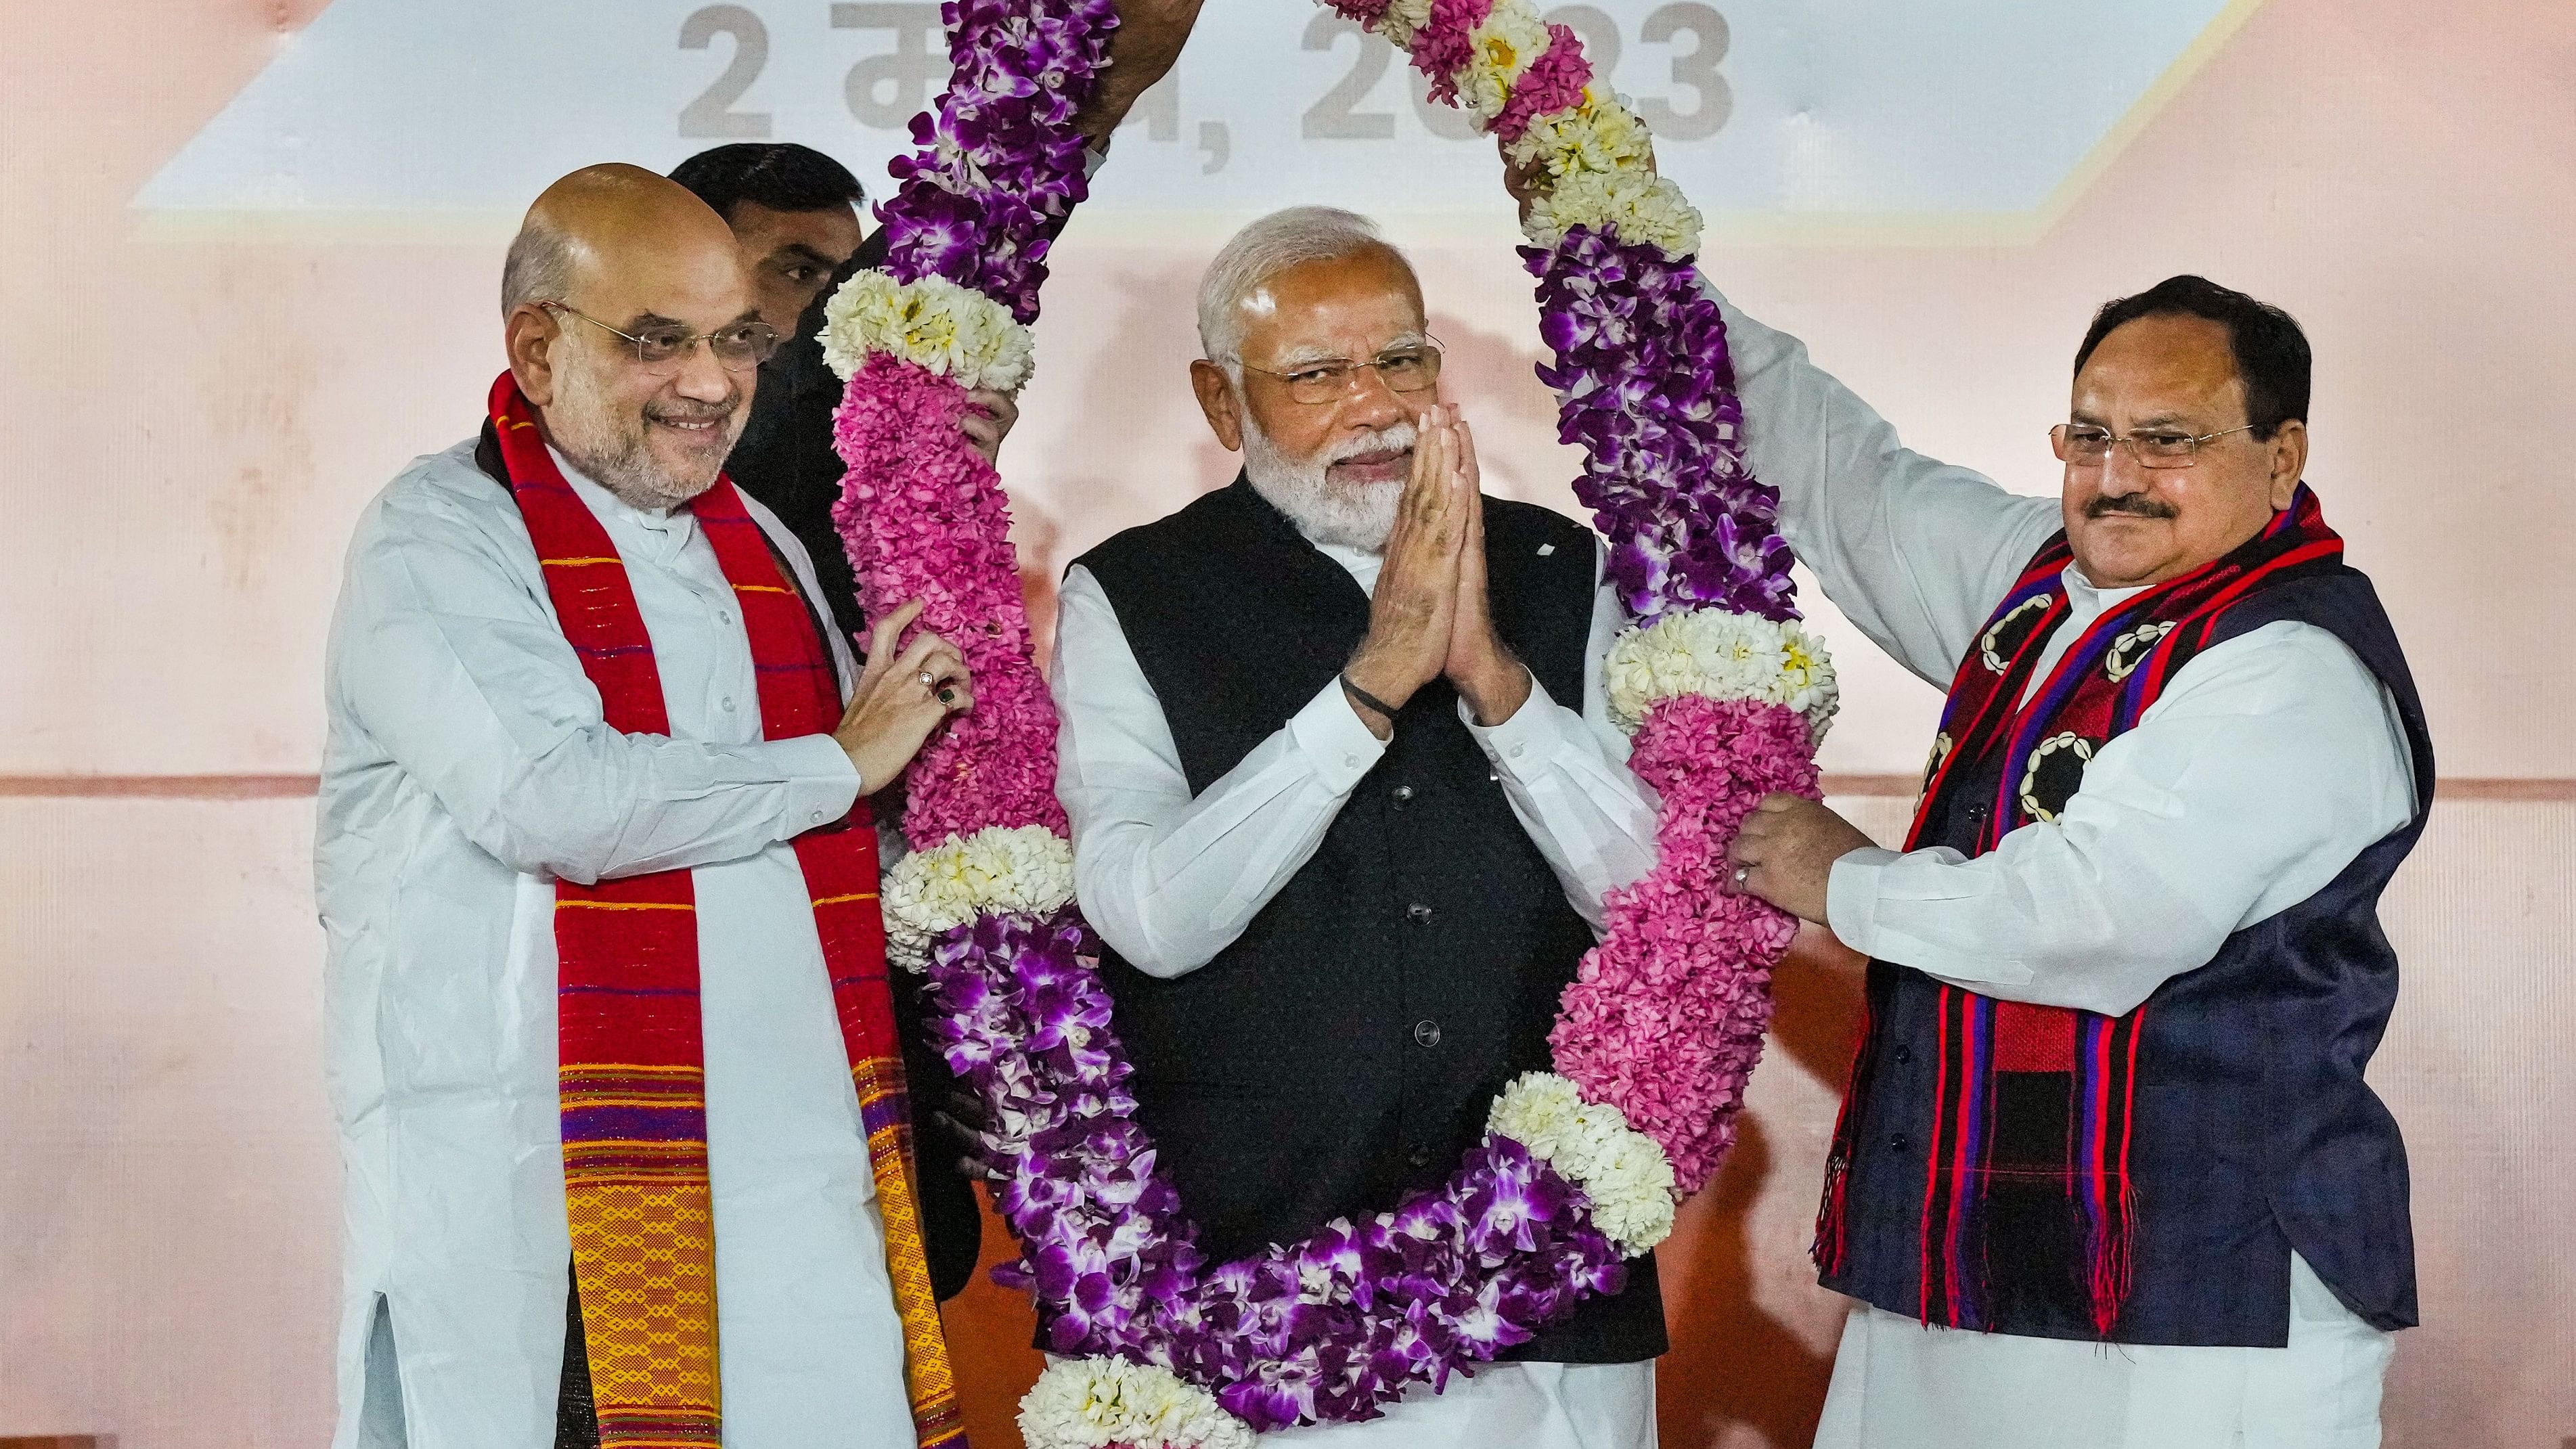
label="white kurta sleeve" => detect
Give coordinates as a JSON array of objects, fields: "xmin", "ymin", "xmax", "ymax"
[
  {"xmin": 332, "ymin": 486, "xmax": 861, "ymax": 886},
  {"xmin": 1823, "ymin": 621, "xmax": 2418, "ymax": 1017},
  {"xmin": 1461, "ymin": 543, "xmax": 1662, "ymax": 931},
  {"xmin": 1051, "ymin": 563, "xmax": 1387, "ymax": 979},
  {"xmin": 1712, "ymin": 286, "xmax": 2064, "ymax": 684}
]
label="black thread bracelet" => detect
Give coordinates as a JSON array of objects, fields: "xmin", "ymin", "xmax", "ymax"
[{"xmin": 1339, "ymin": 672, "xmax": 1402, "ymax": 722}]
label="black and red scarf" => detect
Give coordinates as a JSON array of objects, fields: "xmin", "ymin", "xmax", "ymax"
[{"xmin": 1815, "ymin": 485, "xmax": 2346, "ymax": 1336}]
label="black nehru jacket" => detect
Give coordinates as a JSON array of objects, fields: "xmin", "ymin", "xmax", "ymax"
[
  {"xmin": 1074, "ymin": 477, "xmax": 1668, "ymax": 1364},
  {"xmin": 721, "ymin": 235, "xmax": 985, "ymax": 1301}
]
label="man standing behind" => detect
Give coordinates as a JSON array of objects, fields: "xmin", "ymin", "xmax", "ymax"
[
  {"xmin": 667, "ymin": 142, "xmax": 870, "ymax": 336},
  {"xmin": 319, "ymin": 164, "xmax": 977, "ymax": 1447},
  {"xmin": 1050, "ymin": 207, "xmax": 1666, "ymax": 1446},
  {"xmin": 1716, "ymin": 277, "xmax": 2433, "ymax": 1448}
]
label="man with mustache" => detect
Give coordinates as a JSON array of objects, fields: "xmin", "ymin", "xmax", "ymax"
[
  {"xmin": 317, "ymin": 164, "xmax": 978, "ymax": 1447},
  {"xmin": 1711, "ymin": 275, "xmax": 2433, "ymax": 1448},
  {"xmin": 1049, "ymin": 207, "xmax": 1667, "ymax": 1445}
]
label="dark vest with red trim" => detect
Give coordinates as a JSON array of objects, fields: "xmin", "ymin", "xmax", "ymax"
[
  {"xmin": 1812, "ymin": 487, "xmax": 2434, "ymax": 1347},
  {"xmin": 1074, "ymin": 476, "xmax": 1668, "ymax": 1364}
]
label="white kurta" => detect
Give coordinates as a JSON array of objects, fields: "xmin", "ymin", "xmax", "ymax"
[
  {"xmin": 1050, "ymin": 530, "xmax": 1664, "ymax": 1446},
  {"xmin": 1708, "ymin": 287, "xmax": 2416, "ymax": 1448},
  {"xmin": 317, "ymin": 439, "xmax": 914, "ymax": 1449}
]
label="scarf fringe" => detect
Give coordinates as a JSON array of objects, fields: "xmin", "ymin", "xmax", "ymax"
[{"xmin": 2082, "ymin": 1174, "xmax": 2139, "ymax": 1339}]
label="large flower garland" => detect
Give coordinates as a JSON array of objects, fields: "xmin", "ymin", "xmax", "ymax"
[{"xmin": 823, "ymin": 0, "xmax": 1837, "ymax": 1442}]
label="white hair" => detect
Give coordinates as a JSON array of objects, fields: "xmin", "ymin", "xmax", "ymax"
[
  {"xmin": 500, "ymin": 217, "xmax": 575, "ymax": 316},
  {"xmin": 1196, "ymin": 206, "xmax": 1408, "ymax": 364},
  {"xmin": 1241, "ymin": 411, "xmax": 1414, "ymax": 552}
]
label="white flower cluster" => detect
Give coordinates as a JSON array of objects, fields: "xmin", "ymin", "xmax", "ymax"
[
  {"xmin": 1524, "ymin": 168, "xmax": 1704, "ymax": 259},
  {"xmin": 881, "ymin": 824, "xmax": 1075, "ymax": 971},
  {"xmin": 820, "ymin": 269, "xmax": 1036, "ymax": 393},
  {"xmin": 1602, "ymin": 609, "xmax": 1840, "ymax": 742},
  {"xmin": 1504, "ymin": 86, "xmax": 1655, "ymax": 185},
  {"xmin": 1363, "ymin": 0, "xmax": 1696, "ymax": 261},
  {"xmin": 1457, "ymin": 4, "xmax": 1554, "ymax": 117},
  {"xmin": 1377, "ymin": 0, "xmax": 1436, "ymax": 48},
  {"xmin": 1488, "ymin": 1072, "xmax": 1676, "ymax": 1255},
  {"xmin": 1020, "ymin": 1357, "xmax": 1255, "ymax": 1449}
]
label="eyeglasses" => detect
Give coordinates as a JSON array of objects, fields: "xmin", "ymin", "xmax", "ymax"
[
  {"xmin": 2051, "ymin": 422, "xmax": 2258, "ymax": 470},
  {"xmin": 1235, "ymin": 340, "xmax": 1445, "ymax": 405},
  {"xmin": 540, "ymin": 302, "xmax": 780, "ymax": 376}
]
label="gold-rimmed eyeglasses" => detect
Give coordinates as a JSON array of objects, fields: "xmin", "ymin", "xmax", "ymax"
[
  {"xmin": 1235, "ymin": 340, "xmax": 1445, "ymax": 405},
  {"xmin": 540, "ymin": 301, "xmax": 780, "ymax": 376},
  {"xmin": 2051, "ymin": 422, "xmax": 2258, "ymax": 470}
]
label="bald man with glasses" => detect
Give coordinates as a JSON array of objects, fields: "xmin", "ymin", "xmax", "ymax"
[{"xmin": 317, "ymin": 164, "xmax": 978, "ymax": 1449}]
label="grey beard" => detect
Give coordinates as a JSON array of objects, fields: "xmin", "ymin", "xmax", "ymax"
[
  {"xmin": 1240, "ymin": 414, "xmax": 1413, "ymax": 552},
  {"xmin": 548, "ymin": 370, "xmax": 734, "ymax": 513}
]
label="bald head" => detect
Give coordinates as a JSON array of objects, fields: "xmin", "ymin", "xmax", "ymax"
[
  {"xmin": 502, "ymin": 164, "xmax": 761, "ymax": 512},
  {"xmin": 501, "ymin": 163, "xmax": 744, "ymax": 317}
]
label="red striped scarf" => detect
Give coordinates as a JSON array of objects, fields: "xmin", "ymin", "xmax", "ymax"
[
  {"xmin": 485, "ymin": 373, "xmax": 966, "ymax": 1447},
  {"xmin": 1815, "ymin": 486, "xmax": 2344, "ymax": 1337}
]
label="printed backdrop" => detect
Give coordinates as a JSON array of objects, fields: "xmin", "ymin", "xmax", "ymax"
[{"xmin": 3, "ymin": 1, "xmax": 2571, "ymax": 1446}]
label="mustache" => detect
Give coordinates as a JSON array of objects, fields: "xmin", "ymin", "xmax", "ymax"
[
  {"xmin": 2085, "ymin": 493, "xmax": 2178, "ymax": 520},
  {"xmin": 644, "ymin": 395, "xmax": 741, "ymax": 424},
  {"xmin": 1325, "ymin": 420, "xmax": 1419, "ymax": 466}
]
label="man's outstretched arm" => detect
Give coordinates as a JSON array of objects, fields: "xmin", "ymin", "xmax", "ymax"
[{"xmin": 1711, "ymin": 291, "xmax": 2061, "ymax": 686}]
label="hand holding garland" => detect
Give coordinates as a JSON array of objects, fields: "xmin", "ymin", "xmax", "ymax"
[
  {"xmin": 1728, "ymin": 792, "xmax": 1879, "ymax": 924},
  {"xmin": 960, "ymin": 386, "xmax": 1019, "ymax": 466},
  {"xmin": 833, "ymin": 598, "xmax": 976, "ymax": 794}
]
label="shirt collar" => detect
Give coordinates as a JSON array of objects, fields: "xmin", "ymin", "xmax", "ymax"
[
  {"xmin": 550, "ymin": 447, "xmax": 697, "ymax": 555},
  {"xmin": 2061, "ymin": 563, "xmax": 2150, "ymax": 617}
]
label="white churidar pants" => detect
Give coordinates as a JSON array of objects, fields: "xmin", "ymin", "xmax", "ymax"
[
  {"xmin": 1257, "ymin": 1361, "xmax": 1656, "ymax": 1448},
  {"xmin": 1813, "ymin": 1253, "xmax": 2393, "ymax": 1449}
]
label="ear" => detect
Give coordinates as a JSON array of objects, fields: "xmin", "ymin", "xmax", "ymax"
[
  {"xmin": 2265, "ymin": 418, "xmax": 2309, "ymax": 509},
  {"xmin": 1191, "ymin": 359, "xmax": 1244, "ymax": 453},
  {"xmin": 506, "ymin": 304, "xmax": 564, "ymax": 408}
]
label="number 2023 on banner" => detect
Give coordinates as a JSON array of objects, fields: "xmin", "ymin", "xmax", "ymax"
[{"xmin": 676, "ymin": 1, "xmax": 1731, "ymax": 174}]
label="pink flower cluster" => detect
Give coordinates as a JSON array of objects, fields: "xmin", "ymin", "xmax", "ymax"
[
  {"xmin": 1488, "ymin": 24, "xmax": 1589, "ymax": 142},
  {"xmin": 1408, "ymin": 0, "xmax": 1492, "ymax": 105},
  {"xmin": 1549, "ymin": 695, "xmax": 1821, "ymax": 1193},
  {"xmin": 830, "ymin": 352, "xmax": 1067, "ymax": 845}
]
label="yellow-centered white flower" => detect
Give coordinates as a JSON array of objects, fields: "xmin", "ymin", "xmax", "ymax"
[
  {"xmin": 1019, "ymin": 1357, "xmax": 1255, "ymax": 1449},
  {"xmin": 820, "ymin": 269, "xmax": 1036, "ymax": 393},
  {"xmin": 1457, "ymin": 3, "xmax": 1554, "ymax": 117},
  {"xmin": 1524, "ymin": 169, "xmax": 1704, "ymax": 259},
  {"xmin": 882, "ymin": 824, "xmax": 1075, "ymax": 971},
  {"xmin": 1603, "ymin": 610, "xmax": 1840, "ymax": 742},
  {"xmin": 1505, "ymin": 87, "xmax": 1656, "ymax": 183}
]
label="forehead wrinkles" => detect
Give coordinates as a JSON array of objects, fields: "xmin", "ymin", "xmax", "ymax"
[
  {"xmin": 1246, "ymin": 294, "xmax": 1426, "ymax": 363},
  {"xmin": 1269, "ymin": 329, "xmax": 1427, "ymax": 367}
]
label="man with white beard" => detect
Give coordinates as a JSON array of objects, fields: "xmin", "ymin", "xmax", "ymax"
[{"xmin": 1048, "ymin": 207, "xmax": 1668, "ymax": 1446}]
